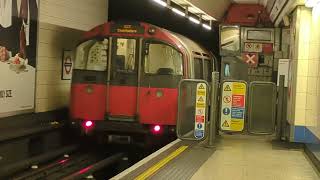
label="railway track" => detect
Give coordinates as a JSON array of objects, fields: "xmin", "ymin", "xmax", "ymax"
[{"xmin": 12, "ymin": 152, "xmax": 123, "ymax": 180}]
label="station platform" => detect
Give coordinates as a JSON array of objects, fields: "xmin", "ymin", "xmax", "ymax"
[{"xmin": 112, "ymin": 135, "xmax": 320, "ymax": 180}]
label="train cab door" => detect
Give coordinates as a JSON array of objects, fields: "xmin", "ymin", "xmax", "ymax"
[
  {"xmin": 138, "ymin": 40, "xmax": 184, "ymax": 126},
  {"xmin": 107, "ymin": 37, "xmax": 140, "ymax": 120}
]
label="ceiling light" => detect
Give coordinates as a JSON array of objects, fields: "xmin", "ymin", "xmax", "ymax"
[
  {"xmin": 202, "ymin": 24, "xmax": 212, "ymax": 30},
  {"xmin": 189, "ymin": 17, "xmax": 200, "ymax": 24},
  {"xmin": 172, "ymin": 8, "xmax": 186, "ymax": 17},
  {"xmin": 152, "ymin": 0, "xmax": 167, "ymax": 7}
]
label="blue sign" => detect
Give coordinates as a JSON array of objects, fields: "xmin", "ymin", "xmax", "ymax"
[
  {"xmin": 194, "ymin": 130, "xmax": 204, "ymax": 139},
  {"xmin": 231, "ymin": 108, "xmax": 245, "ymax": 119},
  {"xmin": 197, "ymin": 123, "xmax": 203, "ymax": 129},
  {"xmin": 223, "ymin": 108, "xmax": 231, "ymax": 115}
]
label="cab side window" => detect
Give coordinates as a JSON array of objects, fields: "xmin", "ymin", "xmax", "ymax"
[
  {"xmin": 203, "ymin": 59, "xmax": 213, "ymax": 82},
  {"xmin": 194, "ymin": 58, "xmax": 203, "ymax": 79}
]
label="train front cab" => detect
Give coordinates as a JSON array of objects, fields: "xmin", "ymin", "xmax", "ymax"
[{"xmin": 70, "ymin": 24, "xmax": 186, "ymax": 140}]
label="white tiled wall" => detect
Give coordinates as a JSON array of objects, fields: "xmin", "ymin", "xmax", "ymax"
[
  {"xmin": 289, "ymin": 5, "xmax": 320, "ymax": 139},
  {"xmin": 35, "ymin": 0, "xmax": 108, "ymax": 112},
  {"xmin": 307, "ymin": 4, "xmax": 320, "ymax": 138}
]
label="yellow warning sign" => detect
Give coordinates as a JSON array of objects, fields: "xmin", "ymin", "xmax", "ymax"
[
  {"xmin": 196, "ymin": 103, "xmax": 205, "ymax": 108},
  {"xmin": 199, "ymin": 84, "xmax": 205, "ymax": 89},
  {"xmin": 197, "ymin": 91, "xmax": 205, "ymax": 96},
  {"xmin": 224, "ymin": 85, "xmax": 231, "ymax": 91},
  {"xmin": 232, "ymin": 83, "xmax": 246, "ymax": 95},
  {"xmin": 230, "ymin": 119, "xmax": 243, "ymax": 131},
  {"xmin": 222, "ymin": 120, "xmax": 229, "ymax": 127},
  {"xmin": 221, "ymin": 81, "xmax": 246, "ymax": 132},
  {"xmin": 198, "ymin": 96, "xmax": 204, "ymax": 102}
]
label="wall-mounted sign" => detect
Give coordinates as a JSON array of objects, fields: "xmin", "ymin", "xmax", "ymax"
[
  {"xmin": 242, "ymin": 52, "xmax": 259, "ymax": 67},
  {"xmin": 62, "ymin": 50, "xmax": 73, "ymax": 80},
  {"xmin": 194, "ymin": 83, "xmax": 207, "ymax": 139},
  {"xmin": 277, "ymin": 59, "xmax": 290, "ymax": 87},
  {"xmin": 221, "ymin": 81, "xmax": 247, "ymax": 132},
  {"xmin": 0, "ymin": 0, "xmax": 38, "ymax": 115},
  {"xmin": 244, "ymin": 42, "xmax": 262, "ymax": 52}
]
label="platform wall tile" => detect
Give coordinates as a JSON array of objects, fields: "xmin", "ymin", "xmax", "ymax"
[{"xmin": 35, "ymin": 0, "xmax": 108, "ymax": 112}]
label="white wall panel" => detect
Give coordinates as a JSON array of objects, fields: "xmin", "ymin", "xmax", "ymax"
[
  {"xmin": 35, "ymin": 0, "xmax": 108, "ymax": 112},
  {"xmin": 39, "ymin": 0, "xmax": 108, "ymax": 31}
]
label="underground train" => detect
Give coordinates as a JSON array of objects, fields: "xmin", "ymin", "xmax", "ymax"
[{"xmin": 70, "ymin": 21, "xmax": 217, "ymax": 142}]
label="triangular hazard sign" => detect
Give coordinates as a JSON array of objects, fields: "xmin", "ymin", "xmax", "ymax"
[
  {"xmin": 224, "ymin": 85, "xmax": 231, "ymax": 91},
  {"xmin": 198, "ymin": 96, "xmax": 204, "ymax": 102},
  {"xmin": 222, "ymin": 120, "xmax": 230, "ymax": 127},
  {"xmin": 199, "ymin": 84, "xmax": 205, "ymax": 89}
]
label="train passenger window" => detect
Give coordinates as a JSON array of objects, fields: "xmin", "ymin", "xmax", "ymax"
[
  {"xmin": 114, "ymin": 38, "xmax": 136, "ymax": 72},
  {"xmin": 194, "ymin": 58, "xmax": 203, "ymax": 79},
  {"xmin": 203, "ymin": 60, "xmax": 213, "ymax": 82},
  {"xmin": 74, "ymin": 39, "xmax": 108, "ymax": 71},
  {"xmin": 144, "ymin": 43, "xmax": 183, "ymax": 75}
]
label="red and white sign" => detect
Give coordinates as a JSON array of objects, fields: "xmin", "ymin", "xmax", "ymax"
[
  {"xmin": 242, "ymin": 52, "xmax": 258, "ymax": 67},
  {"xmin": 196, "ymin": 115, "xmax": 205, "ymax": 123},
  {"xmin": 244, "ymin": 42, "xmax": 262, "ymax": 52},
  {"xmin": 232, "ymin": 95, "xmax": 245, "ymax": 107}
]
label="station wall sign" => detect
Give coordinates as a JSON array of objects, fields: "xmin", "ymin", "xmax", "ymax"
[
  {"xmin": 194, "ymin": 83, "xmax": 207, "ymax": 139},
  {"xmin": 244, "ymin": 42, "xmax": 262, "ymax": 52},
  {"xmin": 220, "ymin": 81, "xmax": 247, "ymax": 132},
  {"xmin": 61, "ymin": 50, "xmax": 73, "ymax": 80},
  {"xmin": 242, "ymin": 52, "xmax": 258, "ymax": 67}
]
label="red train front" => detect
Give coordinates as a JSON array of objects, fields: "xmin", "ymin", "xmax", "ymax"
[{"xmin": 70, "ymin": 21, "xmax": 215, "ymax": 142}]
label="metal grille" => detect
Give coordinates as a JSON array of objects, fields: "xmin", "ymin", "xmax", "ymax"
[{"xmin": 248, "ymin": 82, "xmax": 276, "ymax": 134}]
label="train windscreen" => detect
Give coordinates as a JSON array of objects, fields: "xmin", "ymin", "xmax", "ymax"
[
  {"xmin": 144, "ymin": 43, "xmax": 183, "ymax": 76},
  {"xmin": 74, "ymin": 39, "xmax": 108, "ymax": 71}
]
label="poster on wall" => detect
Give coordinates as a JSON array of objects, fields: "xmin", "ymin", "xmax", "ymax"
[{"xmin": 0, "ymin": 0, "xmax": 38, "ymax": 114}]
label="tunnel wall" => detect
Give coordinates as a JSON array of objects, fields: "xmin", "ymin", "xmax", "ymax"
[{"xmin": 35, "ymin": 0, "xmax": 109, "ymax": 113}]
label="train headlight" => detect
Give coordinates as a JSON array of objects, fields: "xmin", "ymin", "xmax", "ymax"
[
  {"xmin": 86, "ymin": 85, "xmax": 93, "ymax": 94},
  {"xmin": 156, "ymin": 90, "xmax": 163, "ymax": 98}
]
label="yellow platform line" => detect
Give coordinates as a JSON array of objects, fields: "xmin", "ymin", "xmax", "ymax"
[{"xmin": 134, "ymin": 145, "xmax": 189, "ymax": 180}]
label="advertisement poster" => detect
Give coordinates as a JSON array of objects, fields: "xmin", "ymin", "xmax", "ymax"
[{"xmin": 0, "ymin": 0, "xmax": 38, "ymax": 114}]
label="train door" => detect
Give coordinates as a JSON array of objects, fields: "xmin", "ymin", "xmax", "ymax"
[
  {"xmin": 107, "ymin": 37, "xmax": 140, "ymax": 120},
  {"xmin": 139, "ymin": 40, "xmax": 184, "ymax": 125}
]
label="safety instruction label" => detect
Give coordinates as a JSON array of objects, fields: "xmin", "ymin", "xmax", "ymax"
[
  {"xmin": 221, "ymin": 81, "xmax": 247, "ymax": 132},
  {"xmin": 194, "ymin": 83, "xmax": 207, "ymax": 139}
]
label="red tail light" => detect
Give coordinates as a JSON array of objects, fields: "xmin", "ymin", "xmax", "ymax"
[
  {"xmin": 154, "ymin": 125, "xmax": 161, "ymax": 132},
  {"xmin": 151, "ymin": 125, "xmax": 162, "ymax": 134},
  {"xmin": 84, "ymin": 120, "xmax": 93, "ymax": 128}
]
